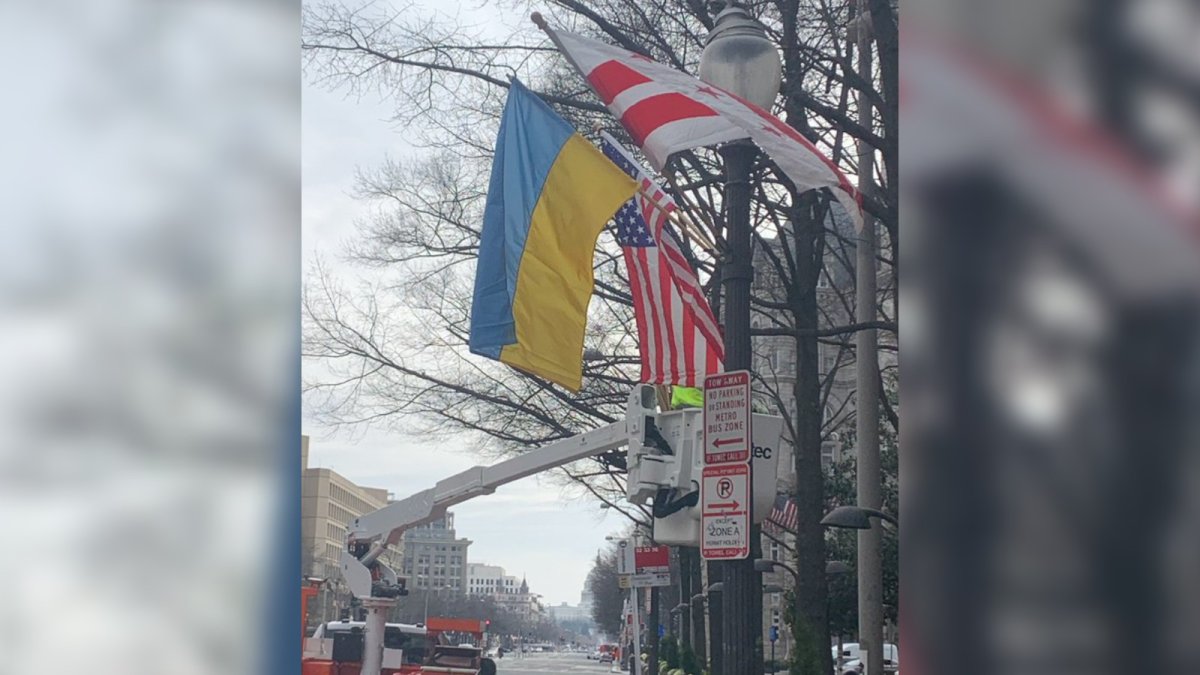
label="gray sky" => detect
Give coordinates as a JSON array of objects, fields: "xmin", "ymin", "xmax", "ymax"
[{"xmin": 301, "ymin": 1, "xmax": 627, "ymax": 607}]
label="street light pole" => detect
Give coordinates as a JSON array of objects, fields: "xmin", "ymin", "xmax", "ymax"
[
  {"xmin": 850, "ymin": 0, "xmax": 884, "ymax": 671},
  {"xmin": 700, "ymin": 4, "xmax": 782, "ymax": 674},
  {"xmin": 717, "ymin": 136, "xmax": 761, "ymax": 675}
]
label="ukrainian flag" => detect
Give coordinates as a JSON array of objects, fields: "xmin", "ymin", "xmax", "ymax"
[{"xmin": 469, "ymin": 80, "xmax": 637, "ymax": 391}]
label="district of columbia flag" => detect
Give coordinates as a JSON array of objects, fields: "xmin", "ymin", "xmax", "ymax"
[
  {"xmin": 469, "ymin": 80, "xmax": 637, "ymax": 391},
  {"xmin": 599, "ymin": 133, "xmax": 723, "ymax": 387},
  {"xmin": 538, "ymin": 21, "xmax": 864, "ymax": 230}
]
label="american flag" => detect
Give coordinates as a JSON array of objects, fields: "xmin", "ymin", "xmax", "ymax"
[
  {"xmin": 598, "ymin": 133, "xmax": 723, "ymax": 387},
  {"xmin": 764, "ymin": 494, "xmax": 799, "ymax": 535}
]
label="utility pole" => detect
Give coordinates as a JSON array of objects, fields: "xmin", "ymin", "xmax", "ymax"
[{"xmin": 853, "ymin": 0, "xmax": 883, "ymax": 673}]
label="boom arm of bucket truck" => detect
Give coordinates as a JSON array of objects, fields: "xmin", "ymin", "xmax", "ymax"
[{"xmin": 340, "ymin": 385, "xmax": 672, "ymax": 601}]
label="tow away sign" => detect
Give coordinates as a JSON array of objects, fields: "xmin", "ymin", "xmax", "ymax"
[
  {"xmin": 704, "ymin": 371, "xmax": 752, "ymax": 465},
  {"xmin": 701, "ymin": 463, "xmax": 750, "ymax": 559}
]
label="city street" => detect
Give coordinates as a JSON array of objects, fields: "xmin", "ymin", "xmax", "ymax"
[{"xmin": 495, "ymin": 652, "xmax": 617, "ymax": 675}]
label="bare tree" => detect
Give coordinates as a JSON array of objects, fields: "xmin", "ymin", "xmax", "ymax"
[
  {"xmin": 587, "ymin": 543, "xmax": 627, "ymax": 639},
  {"xmin": 302, "ymin": 2, "xmax": 898, "ymax": 673}
]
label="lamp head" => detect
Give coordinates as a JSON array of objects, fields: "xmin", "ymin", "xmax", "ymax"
[
  {"xmin": 699, "ymin": 2, "xmax": 782, "ymax": 110},
  {"xmin": 825, "ymin": 560, "xmax": 852, "ymax": 575},
  {"xmin": 820, "ymin": 505, "xmax": 874, "ymax": 529}
]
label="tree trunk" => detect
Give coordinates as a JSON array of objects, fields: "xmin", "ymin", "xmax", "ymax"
[{"xmin": 791, "ymin": 194, "xmax": 831, "ymax": 675}]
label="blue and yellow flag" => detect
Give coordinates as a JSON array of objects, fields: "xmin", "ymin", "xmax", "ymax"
[{"xmin": 469, "ymin": 80, "xmax": 637, "ymax": 391}]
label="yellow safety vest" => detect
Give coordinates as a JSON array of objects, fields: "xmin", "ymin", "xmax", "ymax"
[{"xmin": 670, "ymin": 386, "xmax": 704, "ymax": 409}]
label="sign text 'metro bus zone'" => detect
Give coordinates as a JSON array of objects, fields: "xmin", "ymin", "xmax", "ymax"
[{"xmin": 703, "ymin": 371, "xmax": 751, "ymax": 465}]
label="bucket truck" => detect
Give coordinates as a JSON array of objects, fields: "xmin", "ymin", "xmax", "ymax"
[{"xmin": 334, "ymin": 385, "xmax": 782, "ymax": 675}]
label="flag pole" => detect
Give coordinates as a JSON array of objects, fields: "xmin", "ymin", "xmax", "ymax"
[
  {"xmin": 663, "ymin": 169, "xmax": 720, "ymax": 248},
  {"xmin": 535, "ymin": 11, "xmax": 716, "ymax": 255},
  {"xmin": 531, "ymin": 13, "xmax": 592, "ymax": 89},
  {"xmin": 634, "ymin": 184, "xmax": 717, "ymax": 253},
  {"xmin": 655, "ymin": 385, "xmax": 672, "ymax": 411}
]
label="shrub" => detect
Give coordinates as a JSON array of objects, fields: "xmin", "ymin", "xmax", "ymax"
[
  {"xmin": 661, "ymin": 635, "xmax": 680, "ymax": 670},
  {"xmin": 679, "ymin": 643, "xmax": 701, "ymax": 675}
]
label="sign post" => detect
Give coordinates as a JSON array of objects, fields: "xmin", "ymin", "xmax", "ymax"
[
  {"xmin": 769, "ymin": 625, "xmax": 778, "ymax": 672},
  {"xmin": 630, "ymin": 586, "xmax": 641, "ymax": 675},
  {"xmin": 702, "ymin": 371, "xmax": 753, "ymax": 561}
]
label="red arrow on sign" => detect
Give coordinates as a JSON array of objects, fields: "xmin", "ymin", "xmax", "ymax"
[
  {"xmin": 707, "ymin": 500, "xmax": 740, "ymax": 511},
  {"xmin": 713, "ymin": 437, "xmax": 743, "ymax": 447}
]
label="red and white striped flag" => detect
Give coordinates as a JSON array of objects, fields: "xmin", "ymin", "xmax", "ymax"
[
  {"xmin": 599, "ymin": 133, "xmax": 723, "ymax": 387},
  {"xmin": 541, "ymin": 22, "xmax": 864, "ymax": 230}
]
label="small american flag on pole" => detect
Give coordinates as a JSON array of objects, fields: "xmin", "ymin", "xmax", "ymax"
[
  {"xmin": 599, "ymin": 133, "xmax": 723, "ymax": 387},
  {"xmin": 765, "ymin": 493, "xmax": 799, "ymax": 534}
]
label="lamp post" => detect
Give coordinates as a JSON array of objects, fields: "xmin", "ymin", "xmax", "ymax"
[
  {"xmin": 671, "ymin": 603, "xmax": 689, "ymax": 640},
  {"xmin": 822, "ymin": 506, "xmax": 895, "ymax": 675},
  {"xmin": 824, "ymin": 561, "xmax": 851, "ymax": 674},
  {"xmin": 754, "ymin": 559, "xmax": 850, "ymax": 668},
  {"xmin": 761, "ymin": 585, "xmax": 784, "ymax": 673},
  {"xmin": 753, "ymin": 557, "xmax": 799, "ymax": 585},
  {"xmin": 699, "ymin": 4, "xmax": 782, "ymax": 675}
]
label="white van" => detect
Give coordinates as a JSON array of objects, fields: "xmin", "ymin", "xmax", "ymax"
[
  {"xmin": 831, "ymin": 642, "xmax": 899, "ymax": 675},
  {"xmin": 307, "ymin": 620, "xmax": 428, "ymax": 669}
]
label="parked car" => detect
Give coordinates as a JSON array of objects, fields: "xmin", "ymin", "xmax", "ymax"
[
  {"xmin": 599, "ymin": 651, "xmax": 614, "ymax": 664},
  {"xmin": 832, "ymin": 643, "xmax": 899, "ymax": 675}
]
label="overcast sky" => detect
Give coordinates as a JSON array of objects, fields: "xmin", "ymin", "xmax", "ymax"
[{"xmin": 301, "ymin": 0, "xmax": 627, "ymax": 607}]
